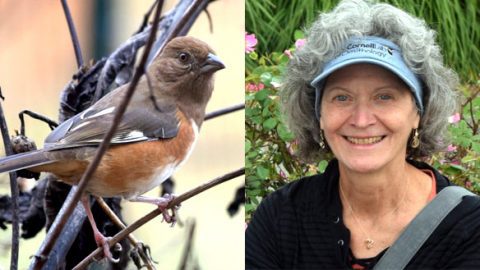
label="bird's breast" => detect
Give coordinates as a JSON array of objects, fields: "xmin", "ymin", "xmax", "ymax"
[{"xmin": 84, "ymin": 114, "xmax": 198, "ymax": 198}]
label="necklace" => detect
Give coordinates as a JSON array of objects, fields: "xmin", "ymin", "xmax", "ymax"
[{"xmin": 339, "ymin": 177, "xmax": 409, "ymax": 250}]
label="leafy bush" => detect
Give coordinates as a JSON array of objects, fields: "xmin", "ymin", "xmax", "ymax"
[{"xmin": 246, "ymin": 0, "xmax": 480, "ymax": 83}]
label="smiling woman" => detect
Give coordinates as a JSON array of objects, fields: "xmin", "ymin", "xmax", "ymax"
[
  {"xmin": 245, "ymin": 0, "xmax": 480, "ymax": 269},
  {"xmin": 320, "ymin": 63, "xmax": 420, "ymax": 175}
]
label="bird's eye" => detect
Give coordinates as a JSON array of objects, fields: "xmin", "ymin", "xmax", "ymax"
[{"xmin": 178, "ymin": 52, "xmax": 191, "ymax": 63}]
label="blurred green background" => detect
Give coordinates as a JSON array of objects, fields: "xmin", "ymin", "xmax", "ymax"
[
  {"xmin": 0, "ymin": 0, "xmax": 244, "ymax": 269},
  {"xmin": 246, "ymin": 0, "xmax": 480, "ymax": 82}
]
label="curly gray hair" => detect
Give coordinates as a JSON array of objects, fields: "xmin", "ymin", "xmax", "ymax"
[{"xmin": 281, "ymin": 0, "xmax": 458, "ymax": 162}]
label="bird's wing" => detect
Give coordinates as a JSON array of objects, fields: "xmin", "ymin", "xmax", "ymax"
[{"xmin": 44, "ymin": 101, "xmax": 179, "ymax": 149}]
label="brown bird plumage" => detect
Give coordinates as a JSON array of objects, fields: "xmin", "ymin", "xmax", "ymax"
[{"xmin": 0, "ymin": 36, "xmax": 225, "ymax": 261}]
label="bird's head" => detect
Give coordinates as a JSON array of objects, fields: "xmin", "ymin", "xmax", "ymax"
[
  {"xmin": 146, "ymin": 36, "xmax": 225, "ymax": 126},
  {"xmin": 148, "ymin": 36, "xmax": 225, "ymax": 102}
]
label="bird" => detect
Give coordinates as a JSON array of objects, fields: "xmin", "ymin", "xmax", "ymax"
[{"xmin": 0, "ymin": 36, "xmax": 225, "ymax": 262}]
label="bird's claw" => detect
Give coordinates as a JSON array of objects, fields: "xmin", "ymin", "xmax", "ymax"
[
  {"xmin": 94, "ymin": 234, "xmax": 121, "ymax": 263},
  {"xmin": 114, "ymin": 242, "xmax": 122, "ymax": 252},
  {"xmin": 102, "ymin": 238, "xmax": 121, "ymax": 263},
  {"xmin": 158, "ymin": 194, "xmax": 180, "ymax": 226},
  {"xmin": 161, "ymin": 207, "xmax": 178, "ymax": 226}
]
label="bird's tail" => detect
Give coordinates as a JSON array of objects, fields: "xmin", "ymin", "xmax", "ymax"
[{"xmin": 0, "ymin": 150, "xmax": 53, "ymax": 174}]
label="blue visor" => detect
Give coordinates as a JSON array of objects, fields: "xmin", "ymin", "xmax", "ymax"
[{"xmin": 311, "ymin": 36, "xmax": 423, "ymax": 119}]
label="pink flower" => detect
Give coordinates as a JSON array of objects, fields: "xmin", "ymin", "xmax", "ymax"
[
  {"xmin": 279, "ymin": 170, "xmax": 287, "ymax": 179},
  {"xmin": 448, "ymin": 113, "xmax": 460, "ymax": 124},
  {"xmin": 287, "ymin": 139, "xmax": 299, "ymax": 155},
  {"xmin": 245, "ymin": 83, "xmax": 264, "ymax": 93},
  {"xmin": 284, "ymin": 49, "xmax": 293, "ymax": 59},
  {"xmin": 446, "ymin": 144, "xmax": 457, "ymax": 152},
  {"xmin": 245, "ymin": 32, "xmax": 258, "ymax": 53},
  {"xmin": 295, "ymin": 38, "xmax": 306, "ymax": 49},
  {"xmin": 466, "ymin": 181, "xmax": 472, "ymax": 189}
]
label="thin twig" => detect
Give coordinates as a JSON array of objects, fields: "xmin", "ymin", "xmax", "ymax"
[
  {"xmin": 461, "ymin": 88, "xmax": 480, "ymax": 108},
  {"xmin": 176, "ymin": 0, "xmax": 212, "ymax": 37},
  {"xmin": 61, "ymin": 0, "xmax": 84, "ymax": 67},
  {"xmin": 0, "ymin": 88, "xmax": 20, "ymax": 270},
  {"xmin": 94, "ymin": 197, "xmax": 136, "ymax": 245},
  {"xmin": 179, "ymin": 220, "xmax": 196, "ymax": 270},
  {"xmin": 148, "ymin": 0, "xmax": 210, "ymax": 62},
  {"xmin": 145, "ymin": 72, "xmax": 161, "ymax": 111},
  {"xmin": 204, "ymin": 7, "xmax": 213, "ymax": 33},
  {"xmin": 94, "ymin": 197, "xmax": 156, "ymax": 270},
  {"xmin": 469, "ymin": 100, "xmax": 478, "ymax": 135},
  {"xmin": 73, "ymin": 167, "xmax": 244, "ymax": 270},
  {"xmin": 205, "ymin": 103, "xmax": 244, "ymax": 121},
  {"xmin": 136, "ymin": 0, "xmax": 161, "ymax": 34},
  {"xmin": 19, "ymin": 110, "xmax": 58, "ymax": 136},
  {"xmin": 30, "ymin": 3, "xmax": 164, "ymax": 269}
]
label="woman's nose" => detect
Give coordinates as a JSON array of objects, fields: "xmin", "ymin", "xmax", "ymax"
[{"xmin": 348, "ymin": 102, "xmax": 377, "ymax": 128}]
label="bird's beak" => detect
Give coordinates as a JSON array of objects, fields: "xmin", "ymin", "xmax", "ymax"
[{"xmin": 200, "ymin": 53, "xmax": 225, "ymax": 74}]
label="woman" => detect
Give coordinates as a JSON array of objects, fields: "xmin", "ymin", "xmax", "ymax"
[{"xmin": 245, "ymin": 0, "xmax": 480, "ymax": 269}]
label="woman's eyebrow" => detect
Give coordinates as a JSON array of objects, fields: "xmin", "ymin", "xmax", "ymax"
[{"xmin": 323, "ymin": 86, "xmax": 352, "ymax": 92}]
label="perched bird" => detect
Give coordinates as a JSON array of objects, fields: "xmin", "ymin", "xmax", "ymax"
[{"xmin": 0, "ymin": 36, "xmax": 225, "ymax": 262}]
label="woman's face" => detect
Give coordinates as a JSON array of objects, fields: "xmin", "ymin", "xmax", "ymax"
[{"xmin": 320, "ymin": 63, "xmax": 420, "ymax": 174}]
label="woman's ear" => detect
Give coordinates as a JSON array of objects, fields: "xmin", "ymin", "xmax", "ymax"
[{"xmin": 413, "ymin": 112, "xmax": 421, "ymax": 129}]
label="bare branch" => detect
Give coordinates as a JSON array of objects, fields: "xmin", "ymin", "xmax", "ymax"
[
  {"xmin": 30, "ymin": 2, "xmax": 164, "ymax": 269},
  {"xmin": 94, "ymin": 197, "xmax": 156, "ymax": 270},
  {"xmin": 61, "ymin": 0, "xmax": 84, "ymax": 67},
  {"xmin": 18, "ymin": 110, "xmax": 58, "ymax": 136},
  {"xmin": 147, "ymin": 0, "xmax": 212, "ymax": 64},
  {"xmin": 204, "ymin": 7, "xmax": 213, "ymax": 33},
  {"xmin": 205, "ymin": 103, "xmax": 244, "ymax": 121},
  {"xmin": 72, "ymin": 167, "xmax": 244, "ymax": 269},
  {"xmin": 179, "ymin": 220, "xmax": 196, "ymax": 270},
  {"xmin": 0, "ymin": 88, "xmax": 20, "ymax": 270},
  {"xmin": 136, "ymin": 0, "xmax": 162, "ymax": 34}
]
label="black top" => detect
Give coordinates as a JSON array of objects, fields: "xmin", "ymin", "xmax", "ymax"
[{"xmin": 245, "ymin": 159, "xmax": 480, "ymax": 269}]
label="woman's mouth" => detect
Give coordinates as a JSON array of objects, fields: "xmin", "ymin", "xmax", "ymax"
[{"xmin": 345, "ymin": 136, "xmax": 385, "ymax": 145}]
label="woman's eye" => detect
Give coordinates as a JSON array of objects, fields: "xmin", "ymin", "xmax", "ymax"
[
  {"xmin": 334, "ymin": 95, "xmax": 348, "ymax": 102},
  {"xmin": 377, "ymin": 94, "xmax": 393, "ymax": 100}
]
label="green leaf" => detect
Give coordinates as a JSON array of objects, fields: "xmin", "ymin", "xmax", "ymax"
[
  {"xmin": 245, "ymin": 158, "xmax": 252, "ymax": 168},
  {"xmin": 248, "ymin": 179, "xmax": 262, "ymax": 188},
  {"xmin": 245, "ymin": 107, "xmax": 260, "ymax": 117},
  {"xmin": 248, "ymin": 51, "xmax": 258, "ymax": 60},
  {"xmin": 260, "ymin": 72, "xmax": 273, "ymax": 86},
  {"xmin": 251, "ymin": 115, "xmax": 263, "ymax": 125},
  {"xmin": 247, "ymin": 189, "xmax": 261, "ymax": 197},
  {"xmin": 472, "ymin": 142, "xmax": 480, "ymax": 153},
  {"xmin": 318, "ymin": 160, "xmax": 329, "ymax": 173},
  {"xmin": 245, "ymin": 139, "xmax": 252, "ymax": 152},
  {"xmin": 255, "ymin": 89, "xmax": 269, "ymax": 101},
  {"xmin": 443, "ymin": 164, "xmax": 467, "ymax": 175},
  {"xmin": 294, "ymin": 30, "xmax": 305, "ymax": 40},
  {"xmin": 247, "ymin": 150, "xmax": 258, "ymax": 159},
  {"xmin": 277, "ymin": 123, "xmax": 295, "ymax": 142},
  {"xmin": 263, "ymin": 117, "xmax": 278, "ymax": 130},
  {"xmin": 262, "ymin": 106, "xmax": 271, "ymax": 117},
  {"xmin": 271, "ymin": 76, "xmax": 283, "ymax": 86},
  {"xmin": 461, "ymin": 154, "xmax": 478, "ymax": 163},
  {"xmin": 256, "ymin": 166, "xmax": 270, "ymax": 179}
]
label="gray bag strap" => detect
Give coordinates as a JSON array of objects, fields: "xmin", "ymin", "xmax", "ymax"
[{"xmin": 374, "ymin": 186, "xmax": 475, "ymax": 270}]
